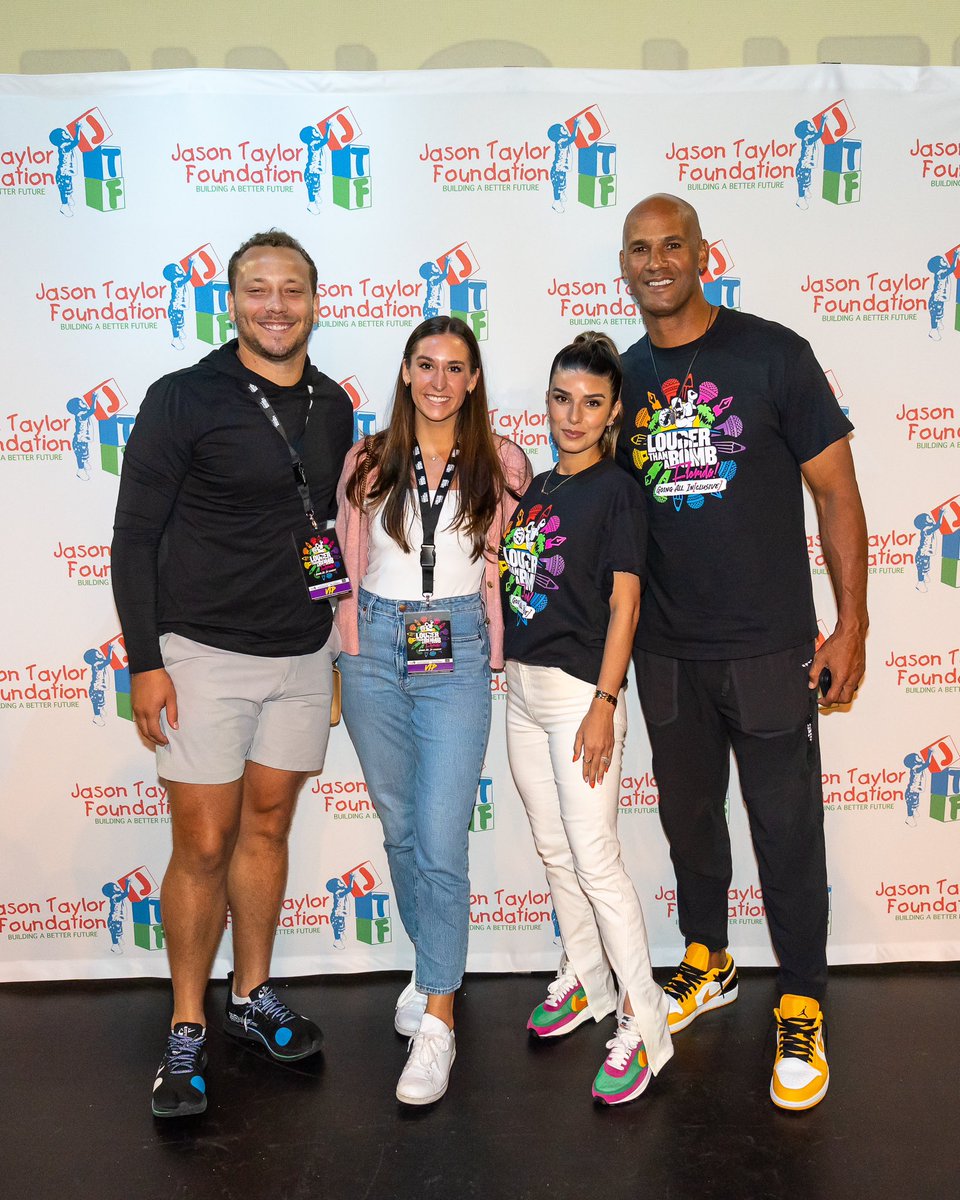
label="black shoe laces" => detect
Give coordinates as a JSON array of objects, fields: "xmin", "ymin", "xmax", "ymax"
[
  {"xmin": 778, "ymin": 1012, "xmax": 819, "ymax": 1062},
  {"xmin": 664, "ymin": 959, "xmax": 708, "ymax": 1002},
  {"xmin": 164, "ymin": 1029, "xmax": 204, "ymax": 1074}
]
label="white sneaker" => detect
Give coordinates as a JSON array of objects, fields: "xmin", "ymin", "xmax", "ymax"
[
  {"xmin": 396, "ymin": 1013, "xmax": 455, "ymax": 1105},
  {"xmin": 394, "ymin": 976, "xmax": 429, "ymax": 1036}
]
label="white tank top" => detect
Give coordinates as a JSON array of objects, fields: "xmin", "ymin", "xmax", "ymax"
[{"xmin": 361, "ymin": 489, "xmax": 484, "ymax": 600}]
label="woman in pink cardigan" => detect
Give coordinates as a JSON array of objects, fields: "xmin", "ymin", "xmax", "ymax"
[{"xmin": 335, "ymin": 316, "xmax": 530, "ymax": 1106}]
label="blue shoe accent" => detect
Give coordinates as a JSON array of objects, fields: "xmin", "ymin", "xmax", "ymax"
[
  {"xmin": 191, "ymin": 1075, "xmax": 206, "ymax": 1093},
  {"xmin": 151, "ymin": 1023, "xmax": 208, "ymax": 1119},
  {"xmin": 275, "ymin": 1028, "xmax": 293, "ymax": 1047}
]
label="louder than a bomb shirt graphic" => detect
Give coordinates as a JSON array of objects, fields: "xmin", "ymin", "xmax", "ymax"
[
  {"xmin": 499, "ymin": 502, "xmax": 566, "ymax": 625},
  {"xmin": 631, "ymin": 374, "xmax": 744, "ymax": 510}
]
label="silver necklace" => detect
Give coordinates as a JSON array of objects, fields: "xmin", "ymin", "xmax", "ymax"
[
  {"xmin": 541, "ymin": 467, "xmax": 577, "ymax": 494},
  {"xmin": 646, "ymin": 305, "xmax": 720, "ymax": 398}
]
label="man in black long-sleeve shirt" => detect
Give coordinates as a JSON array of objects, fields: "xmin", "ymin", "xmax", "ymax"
[{"xmin": 112, "ymin": 231, "xmax": 352, "ymax": 1118}]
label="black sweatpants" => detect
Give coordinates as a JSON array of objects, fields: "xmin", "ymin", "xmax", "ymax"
[{"xmin": 634, "ymin": 643, "xmax": 828, "ymax": 1001}]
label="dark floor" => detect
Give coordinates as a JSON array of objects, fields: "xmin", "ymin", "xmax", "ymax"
[{"xmin": 1, "ymin": 965, "xmax": 957, "ymax": 1200}]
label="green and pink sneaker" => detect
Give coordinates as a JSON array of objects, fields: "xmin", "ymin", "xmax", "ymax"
[
  {"xmin": 591, "ymin": 1016, "xmax": 651, "ymax": 1105},
  {"xmin": 527, "ymin": 968, "xmax": 591, "ymax": 1038}
]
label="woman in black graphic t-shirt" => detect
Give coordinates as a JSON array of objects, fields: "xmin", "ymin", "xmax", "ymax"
[{"xmin": 500, "ymin": 332, "xmax": 672, "ymax": 1105}]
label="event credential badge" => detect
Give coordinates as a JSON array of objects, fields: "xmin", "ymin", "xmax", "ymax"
[
  {"xmin": 295, "ymin": 523, "xmax": 351, "ymax": 601},
  {"xmin": 404, "ymin": 610, "xmax": 454, "ymax": 674}
]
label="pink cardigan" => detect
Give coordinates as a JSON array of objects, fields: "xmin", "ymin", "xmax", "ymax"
[{"xmin": 334, "ymin": 436, "xmax": 531, "ymax": 669}]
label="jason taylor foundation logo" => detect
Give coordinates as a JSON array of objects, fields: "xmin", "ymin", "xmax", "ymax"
[
  {"xmin": 162, "ymin": 242, "xmax": 231, "ymax": 349},
  {"xmin": 794, "ymin": 99, "xmax": 862, "ymax": 211},
  {"xmin": 76, "ymin": 778, "xmax": 170, "ymax": 824},
  {"xmin": 884, "ymin": 646, "xmax": 960, "ymax": 694},
  {"xmin": 902, "ymin": 735, "xmax": 960, "ymax": 827},
  {"xmin": 340, "ymin": 376, "xmax": 377, "ymax": 443},
  {"xmin": 876, "ymin": 875, "xmax": 960, "ymax": 921},
  {"xmin": 418, "ymin": 242, "xmax": 488, "ymax": 339},
  {"xmin": 35, "ymin": 279, "xmax": 165, "ymax": 331},
  {"xmin": 469, "ymin": 888, "xmax": 552, "ymax": 932},
  {"xmin": 1, "ymin": 894, "xmax": 111, "ymax": 942},
  {"xmin": 925, "ymin": 242, "xmax": 960, "ymax": 341},
  {"xmin": 822, "ymin": 764, "xmax": 904, "ymax": 815},
  {"xmin": 800, "ymin": 271, "xmax": 926, "ymax": 323},
  {"xmin": 700, "ymin": 239, "xmax": 741, "ymax": 310},
  {"xmin": 470, "ymin": 777, "xmax": 495, "ymax": 832},
  {"xmin": 810, "ymin": 528, "xmax": 915, "ymax": 577},
  {"xmin": 325, "ymin": 860, "xmax": 392, "ymax": 947},
  {"xmin": 82, "ymin": 634, "xmax": 131, "ymax": 724},
  {"xmin": 309, "ymin": 775, "xmax": 377, "ymax": 819},
  {"xmin": 894, "ymin": 401, "xmax": 959, "ymax": 449},
  {"xmin": 300, "ymin": 107, "xmax": 371, "ymax": 212},
  {"xmin": 101, "ymin": 865, "xmax": 163, "ymax": 954},
  {"xmin": 65, "ymin": 377, "xmax": 133, "ymax": 479},
  {"xmin": 1, "ymin": 142, "xmax": 56, "ymax": 197},
  {"xmin": 909, "ymin": 136, "xmax": 960, "ymax": 186},
  {"xmin": 913, "ymin": 493, "xmax": 960, "ymax": 592},
  {"xmin": 654, "ymin": 884, "xmax": 765, "ymax": 925},
  {"xmin": 547, "ymin": 104, "xmax": 617, "ymax": 212},
  {"xmin": 666, "ymin": 135, "xmax": 793, "ymax": 193},
  {"xmin": 49, "ymin": 106, "xmax": 125, "ymax": 217}
]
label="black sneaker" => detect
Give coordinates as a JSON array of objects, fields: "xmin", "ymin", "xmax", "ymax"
[
  {"xmin": 151, "ymin": 1022, "xmax": 208, "ymax": 1118},
  {"xmin": 223, "ymin": 975, "xmax": 323, "ymax": 1061}
]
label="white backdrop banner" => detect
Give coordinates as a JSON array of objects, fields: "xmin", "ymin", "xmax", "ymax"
[{"xmin": 1, "ymin": 65, "xmax": 958, "ymax": 981}]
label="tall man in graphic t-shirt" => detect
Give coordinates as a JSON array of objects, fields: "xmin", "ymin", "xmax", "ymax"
[
  {"xmin": 615, "ymin": 194, "xmax": 868, "ymax": 1111},
  {"xmin": 113, "ymin": 231, "xmax": 353, "ymax": 1118}
]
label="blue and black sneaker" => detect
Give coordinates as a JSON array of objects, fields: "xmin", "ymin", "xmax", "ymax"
[
  {"xmin": 151, "ymin": 1022, "xmax": 208, "ymax": 1118},
  {"xmin": 223, "ymin": 975, "xmax": 323, "ymax": 1061}
]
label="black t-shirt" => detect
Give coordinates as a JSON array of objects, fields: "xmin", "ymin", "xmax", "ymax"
[
  {"xmin": 500, "ymin": 458, "xmax": 646, "ymax": 685},
  {"xmin": 112, "ymin": 340, "xmax": 353, "ymax": 672},
  {"xmin": 615, "ymin": 307, "xmax": 853, "ymax": 660}
]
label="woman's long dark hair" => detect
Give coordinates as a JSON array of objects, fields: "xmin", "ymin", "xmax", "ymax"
[{"xmin": 346, "ymin": 316, "xmax": 511, "ymax": 560}]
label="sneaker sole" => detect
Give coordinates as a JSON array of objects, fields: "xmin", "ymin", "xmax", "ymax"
[
  {"xmin": 396, "ymin": 1048, "xmax": 456, "ymax": 1106},
  {"xmin": 668, "ymin": 983, "xmax": 738, "ymax": 1034},
  {"xmin": 770, "ymin": 1073, "xmax": 829, "ymax": 1111},
  {"xmin": 527, "ymin": 1003, "xmax": 593, "ymax": 1039},
  {"xmin": 592, "ymin": 1071, "xmax": 653, "ymax": 1106},
  {"xmin": 222, "ymin": 1021, "xmax": 323, "ymax": 1061},
  {"xmin": 152, "ymin": 1095, "xmax": 208, "ymax": 1119}
]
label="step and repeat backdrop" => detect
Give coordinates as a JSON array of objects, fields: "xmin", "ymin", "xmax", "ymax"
[{"xmin": 1, "ymin": 64, "xmax": 958, "ymax": 981}]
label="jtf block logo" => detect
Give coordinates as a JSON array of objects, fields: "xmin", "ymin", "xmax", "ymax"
[
  {"xmin": 914, "ymin": 493, "xmax": 960, "ymax": 591},
  {"xmin": 66, "ymin": 378, "xmax": 133, "ymax": 479},
  {"xmin": 300, "ymin": 107, "xmax": 371, "ymax": 213},
  {"xmin": 101, "ymin": 865, "xmax": 163, "ymax": 954},
  {"xmin": 925, "ymin": 242, "xmax": 960, "ymax": 341},
  {"xmin": 49, "ymin": 107, "xmax": 124, "ymax": 217},
  {"xmin": 418, "ymin": 241, "xmax": 488, "ymax": 340},
  {"xmin": 82, "ymin": 634, "xmax": 131, "ymax": 725},
  {"xmin": 823, "ymin": 370, "xmax": 850, "ymax": 418},
  {"xmin": 903, "ymin": 735, "xmax": 960, "ymax": 826},
  {"xmin": 700, "ymin": 239, "xmax": 741, "ymax": 310},
  {"xmin": 162, "ymin": 243, "xmax": 230, "ymax": 349},
  {"xmin": 547, "ymin": 104, "xmax": 616, "ymax": 212},
  {"xmin": 470, "ymin": 777, "xmax": 495, "ymax": 832},
  {"xmin": 794, "ymin": 99, "xmax": 861, "ymax": 210},
  {"xmin": 325, "ymin": 859, "xmax": 392, "ymax": 947},
  {"xmin": 340, "ymin": 375, "xmax": 376, "ymax": 442}
]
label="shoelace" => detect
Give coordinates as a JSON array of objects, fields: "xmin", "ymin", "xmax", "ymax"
[
  {"xmin": 778, "ymin": 1013, "xmax": 820, "ymax": 1062},
  {"xmin": 247, "ymin": 985, "xmax": 294, "ymax": 1028},
  {"xmin": 664, "ymin": 959, "xmax": 709, "ymax": 1001},
  {"xmin": 407, "ymin": 1027, "xmax": 450, "ymax": 1069},
  {"xmin": 164, "ymin": 1029, "xmax": 204, "ymax": 1074},
  {"xmin": 545, "ymin": 972, "xmax": 580, "ymax": 1008},
  {"xmin": 603, "ymin": 1019, "xmax": 642, "ymax": 1070}
]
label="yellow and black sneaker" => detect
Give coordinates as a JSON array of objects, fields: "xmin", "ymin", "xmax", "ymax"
[
  {"xmin": 770, "ymin": 994, "xmax": 829, "ymax": 1111},
  {"xmin": 662, "ymin": 942, "xmax": 738, "ymax": 1033}
]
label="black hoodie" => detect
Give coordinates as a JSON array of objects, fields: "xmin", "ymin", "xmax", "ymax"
[{"xmin": 112, "ymin": 340, "xmax": 353, "ymax": 673}]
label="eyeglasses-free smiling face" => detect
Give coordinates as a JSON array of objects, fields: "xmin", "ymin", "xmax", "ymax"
[
  {"xmin": 402, "ymin": 334, "xmax": 480, "ymax": 431},
  {"xmin": 619, "ymin": 196, "xmax": 709, "ymax": 326},
  {"xmin": 546, "ymin": 368, "xmax": 621, "ymax": 470},
  {"xmin": 227, "ymin": 246, "xmax": 319, "ymax": 368}
]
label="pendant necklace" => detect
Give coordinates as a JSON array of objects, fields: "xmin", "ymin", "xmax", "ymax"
[{"xmin": 646, "ymin": 305, "xmax": 721, "ymax": 398}]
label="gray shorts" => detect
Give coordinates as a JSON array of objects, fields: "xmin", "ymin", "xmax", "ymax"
[{"xmin": 155, "ymin": 629, "xmax": 340, "ymax": 785}]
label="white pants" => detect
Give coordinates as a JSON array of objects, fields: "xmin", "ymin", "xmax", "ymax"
[{"xmin": 505, "ymin": 661, "xmax": 673, "ymax": 1074}]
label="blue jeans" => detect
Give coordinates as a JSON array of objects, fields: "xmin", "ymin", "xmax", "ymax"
[{"xmin": 339, "ymin": 588, "xmax": 492, "ymax": 994}]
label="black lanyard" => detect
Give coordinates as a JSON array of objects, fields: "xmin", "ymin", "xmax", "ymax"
[
  {"xmin": 412, "ymin": 441, "xmax": 458, "ymax": 599},
  {"xmin": 247, "ymin": 381, "xmax": 317, "ymax": 529}
]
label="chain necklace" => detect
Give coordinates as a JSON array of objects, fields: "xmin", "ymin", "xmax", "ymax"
[
  {"xmin": 541, "ymin": 466, "xmax": 578, "ymax": 494},
  {"xmin": 646, "ymin": 305, "xmax": 721, "ymax": 399}
]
